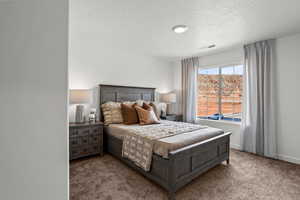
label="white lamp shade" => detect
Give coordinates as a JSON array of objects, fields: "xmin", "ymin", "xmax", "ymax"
[
  {"xmin": 161, "ymin": 92, "xmax": 176, "ymax": 103},
  {"xmin": 70, "ymin": 89, "xmax": 91, "ymax": 104}
]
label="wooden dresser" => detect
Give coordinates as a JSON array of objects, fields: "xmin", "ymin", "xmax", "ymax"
[{"xmin": 69, "ymin": 122, "xmax": 103, "ymax": 160}]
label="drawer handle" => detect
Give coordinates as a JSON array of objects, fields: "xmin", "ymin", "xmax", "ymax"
[{"xmin": 82, "ymin": 139, "xmax": 88, "ymax": 143}]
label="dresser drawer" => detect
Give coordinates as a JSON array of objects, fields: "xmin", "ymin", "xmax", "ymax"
[
  {"xmin": 70, "ymin": 127, "xmax": 90, "ymax": 137},
  {"xmin": 70, "ymin": 137, "xmax": 81, "ymax": 147},
  {"xmin": 90, "ymin": 126, "xmax": 102, "ymax": 134},
  {"xmin": 89, "ymin": 144, "xmax": 101, "ymax": 155},
  {"xmin": 70, "ymin": 147, "xmax": 90, "ymax": 159},
  {"xmin": 70, "ymin": 136, "xmax": 89, "ymax": 148},
  {"xmin": 89, "ymin": 134, "xmax": 101, "ymax": 144},
  {"xmin": 70, "ymin": 147, "xmax": 80, "ymax": 159},
  {"xmin": 69, "ymin": 128, "xmax": 80, "ymax": 137},
  {"xmin": 78, "ymin": 127, "xmax": 90, "ymax": 136},
  {"xmin": 70, "ymin": 146, "xmax": 91, "ymax": 159}
]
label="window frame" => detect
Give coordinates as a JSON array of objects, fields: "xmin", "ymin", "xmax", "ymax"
[{"xmin": 197, "ymin": 63, "xmax": 244, "ymax": 122}]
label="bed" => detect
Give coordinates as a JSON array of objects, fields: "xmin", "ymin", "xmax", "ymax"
[{"xmin": 99, "ymin": 84, "xmax": 231, "ymax": 200}]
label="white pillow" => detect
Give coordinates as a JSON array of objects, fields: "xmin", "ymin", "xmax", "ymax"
[
  {"xmin": 135, "ymin": 99, "xmax": 144, "ymax": 107},
  {"xmin": 122, "ymin": 101, "xmax": 136, "ymax": 106},
  {"xmin": 154, "ymin": 102, "xmax": 167, "ymax": 117}
]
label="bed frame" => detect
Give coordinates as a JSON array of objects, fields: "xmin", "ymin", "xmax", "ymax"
[{"xmin": 99, "ymin": 84, "xmax": 231, "ymax": 200}]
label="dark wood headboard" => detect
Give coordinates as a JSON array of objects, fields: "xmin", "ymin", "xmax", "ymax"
[{"xmin": 99, "ymin": 84, "xmax": 156, "ymax": 105}]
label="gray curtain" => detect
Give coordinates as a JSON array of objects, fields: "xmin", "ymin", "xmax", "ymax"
[
  {"xmin": 181, "ymin": 57, "xmax": 199, "ymax": 123},
  {"xmin": 241, "ymin": 39, "xmax": 277, "ymax": 158}
]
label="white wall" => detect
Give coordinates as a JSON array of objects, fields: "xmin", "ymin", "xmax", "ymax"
[
  {"xmin": 197, "ymin": 47, "xmax": 244, "ymax": 68},
  {"xmin": 69, "ymin": 52, "xmax": 173, "ymax": 92},
  {"xmin": 68, "ymin": 55, "xmax": 173, "ymax": 122},
  {"xmin": 172, "ymin": 61, "xmax": 183, "ymax": 115},
  {"xmin": 0, "ymin": 1, "xmax": 69, "ymax": 200},
  {"xmin": 69, "ymin": 1, "xmax": 174, "ymax": 122},
  {"xmin": 173, "ymin": 35, "xmax": 300, "ymax": 164},
  {"xmin": 275, "ymin": 33, "xmax": 300, "ymax": 164},
  {"xmin": 198, "ymin": 120, "xmax": 241, "ymax": 150}
]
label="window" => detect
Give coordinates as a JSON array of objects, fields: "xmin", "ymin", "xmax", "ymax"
[{"xmin": 197, "ymin": 64, "xmax": 243, "ymax": 121}]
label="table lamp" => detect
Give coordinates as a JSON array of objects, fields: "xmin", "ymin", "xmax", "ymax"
[
  {"xmin": 161, "ymin": 92, "xmax": 176, "ymax": 115},
  {"xmin": 70, "ymin": 89, "xmax": 91, "ymax": 123}
]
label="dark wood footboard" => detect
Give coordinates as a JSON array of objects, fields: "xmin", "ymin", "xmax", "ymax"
[{"xmin": 104, "ymin": 131, "xmax": 231, "ymax": 200}]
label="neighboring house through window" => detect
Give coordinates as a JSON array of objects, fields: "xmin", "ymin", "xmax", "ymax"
[{"xmin": 197, "ymin": 64, "xmax": 243, "ymax": 121}]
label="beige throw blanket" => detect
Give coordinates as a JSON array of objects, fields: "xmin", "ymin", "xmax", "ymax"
[{"xmin": 122, "ymin": 121, "xmax": 207, "ymax": 171}]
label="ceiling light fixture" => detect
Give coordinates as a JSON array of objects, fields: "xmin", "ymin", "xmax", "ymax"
[{"xmin": 172, "ymin": 25, "xmax": 188, "ymax": 34}]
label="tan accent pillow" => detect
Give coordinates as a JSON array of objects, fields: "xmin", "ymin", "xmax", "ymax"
[
  {"xmin": 101, "ymin": 102, "xmax": 123, "ymax": 125},
  {"xmin": 121, "ymin": 103, "xmax": 139, "ymax": 125},
  {"xmin": 143, "ymin": 102, "xmax": 160, "ymax": 120},
  {"xmin": 142, "ymin": 102, "xmax": 152, "ymax": 110},
  {"xmin": 135, "ymin": 105, "xmax": 160, "ymax": 125}
]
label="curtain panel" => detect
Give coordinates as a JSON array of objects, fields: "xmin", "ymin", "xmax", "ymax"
[
  {"xmin": 241, "ymin": 39, "xmax": 277, "ymax": 158},
  {"xmin": 181, "ymin": 57, "xmax": 199, "ymax": 123}
]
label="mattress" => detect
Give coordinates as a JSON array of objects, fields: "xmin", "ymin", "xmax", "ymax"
[{"xmin": 105, "ymin": 120, "xmax": 224, "ymax": 158}]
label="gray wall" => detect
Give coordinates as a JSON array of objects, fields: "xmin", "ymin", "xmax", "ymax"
[{"xmin": 0, "ymin": 1, "xmax": 69, "ymax": 200}]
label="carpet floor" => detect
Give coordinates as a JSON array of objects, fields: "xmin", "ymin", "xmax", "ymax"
[{"xmin": 70, "ymin": 150, "xmax": 300, "ymax": 200}]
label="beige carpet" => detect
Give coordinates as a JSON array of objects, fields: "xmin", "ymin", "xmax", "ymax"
[{"xmin": 70, "ymin": 150, "xmax": 300, "ymax": 200}]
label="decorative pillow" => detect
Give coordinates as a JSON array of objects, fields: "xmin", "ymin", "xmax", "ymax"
[
  {"xmin": 134, "ymin": 100, "xmax": 166, "ymax": 117},
  {"xmin": 142, "ymin": 102, "xmax": 160, "ymax": 120},
  {"xmin": 101, "ymin": 102, "xmax": 123, "ymax": 125},
  {"xmin": 136, "ymin": 99, "xmax": 144, "ymax": 107},
  {"xmin": 149, "ymin": 102, "xmax": 161, "ymax": 120},
  {"xmin": 121, "ymin": 103, "xmax": 139, "ymax": 125},
  {"xmin": 142, "ymin": 102, "xmax": 152, "ymax": 110},
  {"xmin": 134, "ymin": 105, "xmax": 160, "ymax": 125},
  {"xmin": 122, "ymin": 101, "xmax": 136, "ymax": 106},
  {"xmin": 157, "ymin": 102, "xmax": 167, "ymax": 117}
]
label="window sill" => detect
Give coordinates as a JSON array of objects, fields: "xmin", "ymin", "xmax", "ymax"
[{"xmin": 196, "ymin": 118, "xmax": 241, "ymax": 126}]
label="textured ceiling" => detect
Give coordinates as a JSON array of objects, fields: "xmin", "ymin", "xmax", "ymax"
[{"xmin": 70, "ymin": 0, "xmax": 300, "ymax": 59}]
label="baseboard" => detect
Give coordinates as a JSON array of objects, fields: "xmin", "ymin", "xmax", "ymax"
[
  {"xmin": 230, "ymin": 145, "xmax": 300, "ymax": 165},
  {"xmin": 230, "ymin": 143, "xmax": 241, "ymax": 150},
  {"xmin": 277, "ymin": 154, "xmax": 300, "ymax": 165}
]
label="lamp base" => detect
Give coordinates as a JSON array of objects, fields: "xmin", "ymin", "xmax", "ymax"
[
  {"xmin": 75, "ymin": 105, "xmax": 85, "ymax": 123},
  {"xmin": 166, "ymin": 103, "xmax": 174, "ymax": 115}
]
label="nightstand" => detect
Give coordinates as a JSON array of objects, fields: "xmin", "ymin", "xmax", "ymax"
[
  {"xmin": 161, "ymin": 114, "xmax": 183, "ymax": 122},
  {"xmin": 69, "ymin": 121, "xmax": 103, "ymax": 160}
]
